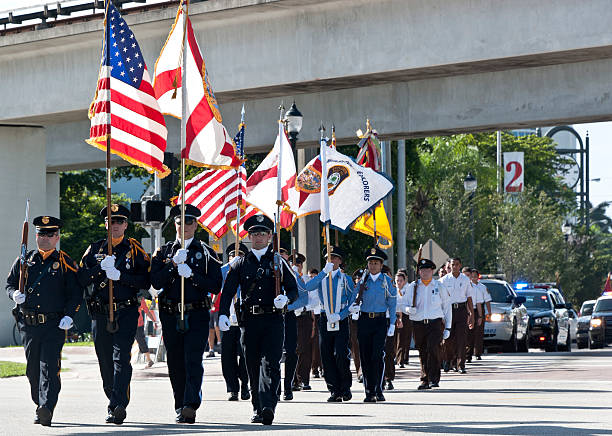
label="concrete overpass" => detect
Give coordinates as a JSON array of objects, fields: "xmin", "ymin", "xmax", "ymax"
[{"xmin": 1, "ymin": 0, "xmax": 612, "ymax": 344}]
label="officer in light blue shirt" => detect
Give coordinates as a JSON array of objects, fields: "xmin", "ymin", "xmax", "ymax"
[
  {"xmin": 303, "ymin": 246, "xmax": 356, "ymax": 402},
  {"xmin": 354, "ymin": 246, "xmax": 397, "ymax": 403}
]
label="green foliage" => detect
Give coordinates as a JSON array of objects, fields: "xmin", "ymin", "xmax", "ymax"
[{"xmin": 0, "ymin": 361, "xmax": 26, "ymax": 378}]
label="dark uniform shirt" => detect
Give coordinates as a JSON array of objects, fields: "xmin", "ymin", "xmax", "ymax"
[
  {"xmin": 219, "ymin": 245, "xmax": 299, "ymax": 316},
  {"xmin": 150, "ymin": 239, "xmax": 223, "ymax": 303},
  {"xmin": 78, "ymin": 237, "xmax": 150, "ymax": 302},
  {"xmin": 6, "ymin": 249, "xmax": 82, "ymax": 318}
]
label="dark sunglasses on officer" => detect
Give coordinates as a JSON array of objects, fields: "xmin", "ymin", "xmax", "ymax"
[
  {"xmin": 174, "ymin": 216, "xmax": 196, "ymax": 225},
  {"xmin": 105, "ymin": 217, "xmax": 127, "ymax": 225},
  {"xmin": 36, "ymin": 229, "xmax": 58, "ymax": 238}
]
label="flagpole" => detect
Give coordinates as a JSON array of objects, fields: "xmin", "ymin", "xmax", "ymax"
[
  {"xmin": 331, "ymin": 124, "xmax": 339, "ymax": 246},
  {"xmin": 276, "ymin": 103, "xmax": 285, "ymax": 256},
  {"xmin": 320, "ymin": 122, "xmax": 335, "ymax": 329},
  {"xmin": 178, "ymin": 0, "xmax": 189, "ymax": 333},
  {"xmin": 104, "ymin": 0, "xmax": 117, "ymax": 334},
  {"xmin": 234, "ymin": 104, "xmax": 245, "ymax": 255}
]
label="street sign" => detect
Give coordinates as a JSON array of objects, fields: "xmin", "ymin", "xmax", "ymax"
[
  {"xmin": 504, "ymin": 151, "xmax": 524, "ymax": 193},
  {"xmin": 413, "ymin": 239, "xmax": 449, "ymax": 270}
]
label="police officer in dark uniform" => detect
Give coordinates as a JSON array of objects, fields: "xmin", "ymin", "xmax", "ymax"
[
  {"xmin": 218, "ymin": 214, "xmax": 298, "ymax": 426},
  {"xmin": 220, "ymin": 242, "xmax": 250, "ymax": 402},
  {"xmin": 78, "ymin": 204, "xmax": 151, "ymax": 424},
  {"xmin": 6, "ymin": 216, "xmax": 82, "ymax": 427},
  {"xmin": 150, "ymin": 204, "xmax": 223, "ymax": 424}
]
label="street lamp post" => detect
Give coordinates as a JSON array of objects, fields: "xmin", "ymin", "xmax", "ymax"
[
  {"xmin": 464, "ymin": 173, "xmax": 477, "ymax": 266},
  {"xmin": 284, "ymin": 101, "xmax": 303, "ymax": 149},
  {"xmin": 562, "ymin": 221, "xmax": 572, "ymax": 260}
]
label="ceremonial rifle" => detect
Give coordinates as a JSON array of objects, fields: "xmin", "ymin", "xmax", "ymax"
[
  {"xmin": 18, "ymin": 199, "xmax": 30, "ymax": 296},
  {"xmin": 355, "ymin": 269, "xmax": 370, "ymax": 305},
  {"xmin": 412, "ymin": 244, "xmax": 423, "ymax": 307}
]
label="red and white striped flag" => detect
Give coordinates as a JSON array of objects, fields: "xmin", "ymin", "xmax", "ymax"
[
  {"xmin": 86, "ymin": 1, "xmax": 169, "ymax": 178},
  {"xmin": 153, "ymin": 3, "xmax": 240, "ymax": 169}
]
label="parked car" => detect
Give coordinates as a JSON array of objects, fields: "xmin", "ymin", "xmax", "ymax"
[
  {"xmin": 588, "ymin": 296, "xmax": 612, "ymax": 348},
  {"xmin": 576, "ymin": 300, "xmax": 595, "ymax": 349},
  {"xmin": 482, "ymin": 279, "xmax": 529, "ymax": 353},
  {"xmin": 516, "ymin": 288, "xmax": 571, "ymax": 352}
]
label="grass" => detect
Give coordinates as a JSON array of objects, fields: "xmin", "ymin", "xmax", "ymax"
[
  {"xmin": 0, "ymin": 361, "xmax": 26, "ymax": 378},
  {"xmin": 64, "ymin": 341, "xmax": 94, "ymax": 347}
]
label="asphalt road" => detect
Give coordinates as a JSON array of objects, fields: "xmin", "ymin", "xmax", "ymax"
[{"xmin": 1, "ymin": 345, "xmax": 611, "ymax": 435}]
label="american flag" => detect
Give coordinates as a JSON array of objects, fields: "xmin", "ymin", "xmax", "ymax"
[{"xmin": 86, "ymin": 1, "xmax": 169, "ymax": 178}]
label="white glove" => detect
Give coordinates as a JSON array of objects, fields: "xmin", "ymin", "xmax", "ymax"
[
  {"xmin": 327, "ymin": 313, "xmax": 341, "ymax": 324},
  {"xmin": 407, "ymin": 306, "xmax": 417, "ymax": 316},
  {"xmin": 348, "ymin": 303, "xmax": 360, "ymax": 315},
  {"xmin": 173, "ymin": 248, "xmax": 188, "ymax": 265},
  {"xmin": 229, "ymin": 256, "xmax": 241, "ymax": 267},
  {"xmin": 292, "ymin": 265, "xmax": 300, "ymax": 274},
  {"xmin": 323, "ymin": 262, "xmax": 334, "ymax": 274},
  {"xmin": 58, "ymin": 316, "xmax": 73, "ymax": 330},
  {"xmin": 13, "ymin": 290, "xmax": 26, "ymax": 304},
  {"xmin": 274, "ymin": 294, "xmax": 289, "ymax": 309},
  {"xmin": 100, "ymin": 255, "xmax": 116, "ymax": 270},
  {"xmin": 443, "ymin": 329, "xmax": 451, "ymax": 340},
  {"xmin": 177, "ymin": 263, "xmax": 192, "ymax": 278},
  {"xmin": 218, "ymin": 315, "xmax": 231, "ymax": 331},
  {"xmin": 149, "ymin": 287, "xmax": 162, "ymax": 298},
  {"xmin": 105, "ymin": 267, "xmax": 121, "ymax": 281},
  {"xmin": 387, "ymin": 324, "xmax": 396, "ymax": 337}
]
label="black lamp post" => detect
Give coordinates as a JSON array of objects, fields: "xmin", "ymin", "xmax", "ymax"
[
  {"xmin": 284, "ymin": 101, "xmax": 303, "ymax": 148},
  {"xmin": 464, "ymin": 172, "xmax": 477, "ymax": 266}
]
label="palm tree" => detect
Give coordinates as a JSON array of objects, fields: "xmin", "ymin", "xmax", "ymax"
[{"xmin": 589, "ymin": 201, "xmax": 612, "ymax": 233}]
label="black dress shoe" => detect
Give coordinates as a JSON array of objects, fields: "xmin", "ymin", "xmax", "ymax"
[
  {"xmin": 241, "ymin": 389, "xmax": 251, "ymax": 400},
  {"xmin": 302, "ymin": 384, "xmax": 312, "ymax": 391},
  {"xmin": 386, "ymin": 381, "xmax": 394, "ymax": 390},
  {"xmin": 357, "ymin": 374, "xmax": 363, "ymax": 383},
  {"xmin": 292, "ymin": 384, "xmax": 302, "ymax": 391},
  {"xmin": 461, "ymin": 368, "xmax": 467, "ymax": 374},
  {"xmin": 313, "ymin": 370, "xmax": 320, "ymax": 378},
  {"xmin": 341, "ymin": 391, "xmax": 352, "ymax": 402},
  {"xmin": 375, "ymin": 393, "xmax": 386, "ymax": 402},
  {"xmin": 105, "ymin": 412, "xmax": 115, "ymax": 424},
  {"xmin": 228, "ymin": 392, "xmax": 239, "ymax": 401},
  {"xmin": 251, "ymin": 413, "xmax": 263, "ymax": 424},
  {"xmin": 476, "ymin": 356, "xmax": 482, "ymax": 361},
  {"xmin": 430, "ymin": 382, "xmax": 439, "ymax": 388},
  {"xmin": 399, "ymin": 363, "xmax": 405, "ymax": 368},
  {"xmin": 181, "ymin": 406, "xmax": 196, "ymax": 424},
  {"xmin": 283, "ymin": 391, "xmax": 293, "ymax": 401},
  {"xmin": 442, "ymin": 361, "xmax": 450, "ymax": 372},
  {"xmin": 176, "ymin": 411, "xmax": 185, "ymax": 423},
  {"xmin": 466, "ymin": 357, "xmax": 472, "ymax": 363},
  {"xmin": 261, "ymin": 408, "xmax": 274, "ymax": 425},
  {"xmin": 34, "ymin": 409, "xmax": 40, "ymax": 425},
  {"xmin": 418, "ymin": 382, "xmax": 431, "ymax": 390},
  {"xmin": 363, "ymin": 395, "xmax": 377, "ymax": 403},
  {"xmin": 113, "ymin": 406, "xmax": 126, "ymax": 425},
  {"xmin": 327, "ymin": 393, "xmax": 342, "ymax": 402},
  {"xmin": 38, "ymin": 407, "xmax": 52, "ymax": 427}
]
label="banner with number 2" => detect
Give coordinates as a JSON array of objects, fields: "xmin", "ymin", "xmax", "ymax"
[{"xmin": 503, "ymin": 152, "xmax": 524, "ymax": 193}]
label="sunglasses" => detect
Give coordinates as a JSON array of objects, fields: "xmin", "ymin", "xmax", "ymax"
[
  {"xmin": 175, "ymin": 217, "xmax": 196, "ymax": 225},
  {"xmin": 37, "ymin": 231, "xmax": 58, "ymax": 238},
  {"xmin": 110, "ymin": 218, "xmax": 127, "ymax": 224},
  {"xmin": 248, "ymin": 231, "xmax": 270, "ymax": 237}
]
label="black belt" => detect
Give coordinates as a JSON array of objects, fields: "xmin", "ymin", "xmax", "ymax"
[
  {"xmin": 452, "ymin": 302, "xmax": 467, "ymax": 309},
  {"xmin": 87, "ymin": 297, "xmax": 138, "ymax": 315},
  {"xmin": 159, "ymin": 299, "xmax": 210, "ymax": 315},
  {"xmin": 298, "ymin": 310, "xmax": 313, "ymax": 318},
  {"xmin": 359, "ymin": 311, "xmax": 386, "ymax": 319},
  {"xmin": 244, "ymin": 305, "xmax": 282, "ymax": 316},
  {"xmin": 20, "ymin": 310, "xmax": 63, "ymax": 326},
  {"xmin": 413, "ymin": 318, "xmax": 441, "ymax": 325}
]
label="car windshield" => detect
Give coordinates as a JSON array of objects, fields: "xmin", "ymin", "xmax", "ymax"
[
  {"xmin": 519, "ymin": 292, "xmax": 552, "ymax": 310},
  {"xmin": 594, "ymin": 299, "xmax": 612, "ymax": 312},
  {"xmin": 581, "ymin": 303, "xmax": 594, "ymax": 316},
  {"xmin": 483, "ymin": 282, "xmax": 512, "ymax": 303}
]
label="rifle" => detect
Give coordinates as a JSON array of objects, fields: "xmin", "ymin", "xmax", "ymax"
[
  {"xmin": 355, "ymin": 269, "xmax": 370, "ymax": 305},
  {"xmin": 18, "ymin": 199, "xmax": 30, "ymax": 295},
  {"xmin": 412, "ymin": 244, "xmax": 423, "ymax": 307},
  {"xmin": 273, "ymin": 214, "xmax": 281, "ymax": 297}
]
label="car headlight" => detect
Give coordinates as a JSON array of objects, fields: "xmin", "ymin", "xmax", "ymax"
[
  {"xmin": 490, "ymin": 313, "xmax": 503, "ymax": 322},
  {"xmin": 591, "ymin": 318, "xmax": 602, "ymax": 328},
  {"xmin": 534, "ymin": 317, "xmax": 551, "ymax": 325}
]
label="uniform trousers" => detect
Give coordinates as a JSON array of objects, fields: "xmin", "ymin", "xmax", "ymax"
[
  {"xmin": 241, "ymin": 313, "xmax": 284, "ymax": 414},
  {"xmin": 135, "ymin": 325, "xmax": 149, "ymax": 354},
  {"xmin": 473, "ymin": 307, "xmax": 485, "ymax": 357},
  {"xmin": 19, "ymin": 320, "xmax": 65, "ymax": 412},
  {"xmin": 396, "ymin": 318, "xmax": 412, "ymax": 364},
  {"xmin": 384, "ymin": 323, "xmax": 396, "ymax": 382},
  {"xmin": 294, "ymin": 311, "xmax": 314, "ymax": 386},
  {"xmin": 318, "ymin": 315, "xmax": 352, "ymax": 396},
  {"xmin": 445, "ymin": 303, "xmax": 469, "ymax": 370},
  {"xmin": 311, "ymin": 314, "xmax": 322, "ymax": 376},
  {"xmin": 413, "ymin": 318, "xmax": 443, "ymax": 384},
  {"xmin": 160, "ymin": 309, "xmax": 209, "ymax": 411},
  {"xmin": 357, "ymin": 315, "xmax": 387, "ymax": 395},
  {"xmin": 91, "ymin": 306, "xmax": 138, "ymax": 411},
  {"xmin": 466, "ymin": 306, "xmax": 480, "ymax": 360},
  {"xmin": 221, "ymin": 326, "xmax": 248, "ymax": 393},
  {"xmin": 282, "ymin": 311, "xmax": 298, "ymax": 392},
  {"xmin": 349, "ymin": 318, "xmax": 361, "ymax": 376}
]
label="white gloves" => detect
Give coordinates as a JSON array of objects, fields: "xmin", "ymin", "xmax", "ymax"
[
  {"xmin": 100, "ymin": 255, "xmax": 116, "ymax": 270},
  {"xmin": 149, "ymin": 287, "xmax": 162, "ymax": 298},
  {"xmin": 219, "ymin": 314, "xmax": 231, "ymax": 331},
  {"xmin": 407, "ymin": 306, "xmax": 417, "ymax": 316},
  {"xmin": 327, "ymin": 313, "xmax": 341, "ymax": 324},
  {"xmin": 13, "ymin": 290, "xmax": 26, "ymax": 304},
  {"xmin": 443, "ymin": 329, "xmax": 451, "ymax": 340},
  {"xmin": 348, "ymin": 303, "xmax": 360, "ymax": 315},
  {"xmin": 387, "ymin": 324, "xmax": 396, "ymax": 337},
  {"xmin": 292, "ymin": 265, "xmax": 300, "ymax": 274},
  {"xmin": 274, "ymin": 294, "xmax": 289, "ymax": 309},
  {"xmin": 229, "ymin": 256, "xmax": 241, "ymax": 267},
  {"xmin": 173, "ymin": 248, "xmax": 188, "ymax": 265},
  {"xmin": 323, "ymin": 262, "xmax": 334, "ymax": 274},
  {"xmin": 177, "ymin": 263, "xmax": 192, "ymax": 278},
  {"xmin": 58, "ymin": 316, "xmax": 73, "ymax": 330},
  {"xmin": 105, "ymin": 267, "xmax": 121, "ymax": 281}
]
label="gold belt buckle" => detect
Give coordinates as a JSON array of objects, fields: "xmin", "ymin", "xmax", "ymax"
[
  {"xmin": 369, "ymin": 312, "xmax": 375, "ymax": 319},
  {"xmin": 37, "ymin": 314, "xmax": 46, "ymax": 324},
  {"xmin": 100, "ymin": 281, "xmax": 107, "ymax": 288}
]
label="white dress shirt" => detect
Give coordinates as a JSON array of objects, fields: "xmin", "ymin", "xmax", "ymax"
[
  {"xmin": 440, "ymin": 272, "xmax": 472, "ymax": 304},
  {"xmin": 406, "ymin": 279, "xmax": 452, "ymax": 329}
]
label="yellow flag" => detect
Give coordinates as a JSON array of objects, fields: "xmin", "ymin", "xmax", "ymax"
[{"xmin": 351, "ymin": 201, "xmax": 393, "ymax": 248}]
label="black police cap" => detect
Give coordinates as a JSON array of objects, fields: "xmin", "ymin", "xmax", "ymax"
[
  {"xmin": 33, "ymin": 215, "xmax": 63, "ymax": 230},
  {"xmin": 244, "ymin": 214, "xmax": 273, "ymax": 233},
  {"xmin": 289, "ymin": 252, "xmax": 306, "ymax": 264},
  {"xmin": 226, "ymin": 242, "xmax": 249, "ymax": 257},
  {"xmin": 417, "ymin": 258, "xmax": 436, "ymax": 270},
  {"xmin": 323, "ymin": 245, "xmax": 345, "ymax": 260},
  {"xmin": 365, "ymin": 246, "xmax": 387, "ymax": 262},
  {"xmin": 100, "ymin": 203, "xmax": 131, "ymax": 220},
  {"xmin": 169, "ymin": 204, "xmax": 201, "ymax": 221}
]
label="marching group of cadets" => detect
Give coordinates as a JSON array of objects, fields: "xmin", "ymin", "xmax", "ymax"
[{"xmin": 6, "ymin": 204, "xmax": 492, "ymax": 427}]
